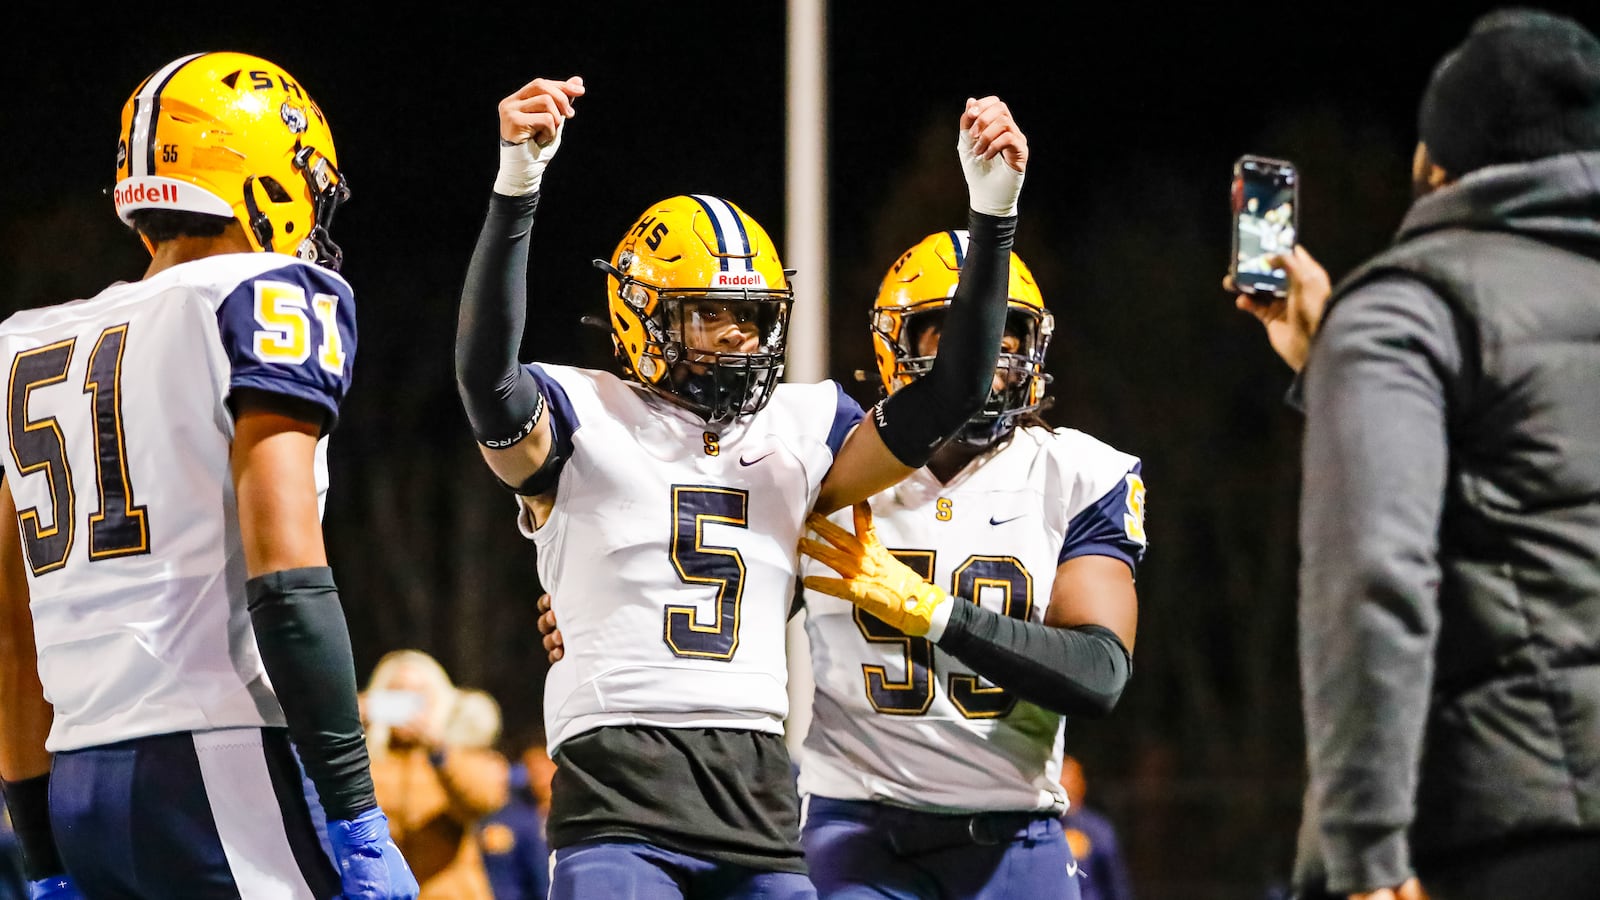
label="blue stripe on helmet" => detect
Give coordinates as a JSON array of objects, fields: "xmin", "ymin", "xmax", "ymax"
[
  {"xmin": 947, "ymin": 229, "xmax": 967, "ymax": 268},
  {"xmin": 691, "ymin": 194, "xmax": 731, "ymax": 271}
]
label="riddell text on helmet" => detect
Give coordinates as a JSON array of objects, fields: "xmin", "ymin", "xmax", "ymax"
[
  {"xmin": 113, "ymin": 182, "xmax": 181, "ymax": 208},
  {"xmin": 713, "ymin": 272, "xmax": 767, "ymax": 288}
]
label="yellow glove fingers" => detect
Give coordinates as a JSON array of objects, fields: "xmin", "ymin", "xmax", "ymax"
[
  {"xmin": 803, "ymin": 576, "xmax": 863, "ymax": 603},
  {"xmin": 804, "ymin": 512, "xmax": 866, "ymax": 555},
  {"xmin": 851, "ymin": 501, "xmax": 876, "ymax": 543},
  {"xmin": 797, "ymin": 538, "xmax": 863, "ymax": 577}
]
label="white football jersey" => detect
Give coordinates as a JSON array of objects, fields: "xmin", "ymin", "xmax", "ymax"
[
  {"xmin": 0, "ymin": 252, "xmax": 355, "ymax": 752},
  {"xmin": 799, "ymin": 426, "xmax": 1145, "ymax": 813},
  {"xmin": 522, "ymin": 364, "xmax": 863, "ymax": 753}
]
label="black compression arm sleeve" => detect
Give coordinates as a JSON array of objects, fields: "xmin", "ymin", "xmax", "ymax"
[
  {"xmin": 455, "ymin": 192, "xmax": 548, "ymax": 448},
  {"xmin": 937, "ymin": 600, "xmax": 1131, "ymax": 718},
  {"xmin": 872, "ymin": 211, "xmax": 1017, "ymax": 467},
  {"xmin": 1, "ymin": 774, "xmax": 65, "ymax": 882},
  {"xmin": 246, "ymin": 567, "xmax": 376, "ymax": 822}
]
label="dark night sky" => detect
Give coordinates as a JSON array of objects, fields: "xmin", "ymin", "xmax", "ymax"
[
  {"xmin": 9, "ymin": 1, "xmax": 1596, "ymax": 329},
  {"xmin": 5, "ymin": 2, "xmax": 1595, "ymax": 334},
  {"xmin": 5, "ymin": 4, "xmax": 1599, "ymax": 894}
]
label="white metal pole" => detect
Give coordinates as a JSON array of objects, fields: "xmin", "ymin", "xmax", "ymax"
[{"xmin": 785, "ymin": 0, "xmax": 827, "ymax": 757}]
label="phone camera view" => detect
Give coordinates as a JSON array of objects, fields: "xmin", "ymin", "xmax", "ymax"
[{"xmin": 1234, "ymin": 161, "xmax": 1297, "ymax": 295}]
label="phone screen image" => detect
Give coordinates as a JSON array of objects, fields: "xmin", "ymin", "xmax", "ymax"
[
  {"xmin": 1233, "ymin": 159, "xmax": 1297, "ymax": 295},
  {"xmin": 366, "ymin": 689, "xmax": 425, "ymax": 726}
]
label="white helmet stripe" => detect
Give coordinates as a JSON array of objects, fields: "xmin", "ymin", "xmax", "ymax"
[
  {"xmin": 128, "ymin": 53, "xmax": 206, "ymax": 178},
  {"xmin": 690, "ymin": 194, "xmax": 752, "ymax": 273}
]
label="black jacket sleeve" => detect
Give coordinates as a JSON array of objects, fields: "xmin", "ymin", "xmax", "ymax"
[{"xmin": 1297, "ymin": 275, "xmax": 1461, "ymax": 893}]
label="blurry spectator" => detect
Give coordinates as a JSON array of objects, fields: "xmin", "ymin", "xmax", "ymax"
[
  {"xmin": 0, "ymin": 796, "xmax": 25, "ymax": 900},
  {"xmin": 1059, "ymin": 756, "xmax": 1133, "ymax": 900},
  {"xmin": 446, "ymin": 689, "xmax": 505, "ymax": 751},
  {"xmin": 365, "ymin": 650, "xmax": 510, "ymax": 900},
  {"xmin": 478, "ymin": 731, "xmax": 556, "ymax": 900}
]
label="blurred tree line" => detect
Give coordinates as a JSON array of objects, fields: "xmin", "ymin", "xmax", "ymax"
[{"xmin": 0, "ymin": 103, "xmax": 1413, "ymax": 899}]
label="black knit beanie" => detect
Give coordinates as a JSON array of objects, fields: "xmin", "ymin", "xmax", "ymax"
[{"xmin": 1419, "ymin": 8, "xmax": 1600, "ymax": 176}]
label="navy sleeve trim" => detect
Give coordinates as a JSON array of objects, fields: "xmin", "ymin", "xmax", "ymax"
[
  {"xmin": 1059, "ymin": 463, "xmax": 1146, "ymax": 573},
  {"xmin": 506, "ymin": 364, "xmax": 579, "ymax": 496},
  {"xmin": 215, "ymin": 263, "xmax": 357, "ymax": 433},
  {"xmin": 826, "ymin": 382, "xmax": 866, "ymax": 457}
]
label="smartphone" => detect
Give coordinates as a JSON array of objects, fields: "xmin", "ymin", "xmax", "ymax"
[
  {"xmin": 1230, "ymin": 155, "xmax": 1299, "ymax": 298},
  {"xmin": 365, "ymin": 689, "xmax": 425, "ymax": 726}
]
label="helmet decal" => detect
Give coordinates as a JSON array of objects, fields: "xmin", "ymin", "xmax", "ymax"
[
  {"xmin": 125, "ymin": 53, "xmax": 205, "ymax": 181},
  {"xmin": 280, "ymin": 102, "xmax": 309, "ymax": 134}
]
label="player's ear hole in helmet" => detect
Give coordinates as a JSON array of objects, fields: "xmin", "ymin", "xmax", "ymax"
[
  {"xmin": 594, "ymin": 194, "xmax": 794, "ymax": 423},
  {"xmin": 870, "ymin": 230, "xmax": 1053, "ymax": 449},
  {"xmin": 112, "ymin": 51, "xmax": 351, "ymax": 269}
]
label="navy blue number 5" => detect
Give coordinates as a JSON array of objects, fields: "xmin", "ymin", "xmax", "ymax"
[{"xmin": 665, "ymin": 485, "xmax": 748, "ymax": 660}]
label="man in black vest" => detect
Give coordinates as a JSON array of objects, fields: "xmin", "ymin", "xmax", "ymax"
[{"xmin": 1234, "ymin": 9, "xmax": 1600, "ymax": 900}]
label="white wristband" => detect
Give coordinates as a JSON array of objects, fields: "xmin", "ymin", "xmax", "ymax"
[
  {"xmin": 958, "ymin": 128, "xmax": 1024, "ymax": 217},
  {"xmin": 493, "ymin": 124, "xmax": 564, "ymax": 197},
  {"xmin": 923, "ymin": 593, "xmax": 956, "ymax": 643}
]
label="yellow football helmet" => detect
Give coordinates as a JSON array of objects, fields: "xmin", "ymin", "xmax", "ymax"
[
  {"xmin": 598, "ymin": 195, "xmax": 794, "ymax": 422},
  {"xmin": 871, "ymin": 230, "xmax": 1053, "ymax": 447},
  {"xmin": 113, "ymin": 52, "xmax": 350, "ymax": 268}
]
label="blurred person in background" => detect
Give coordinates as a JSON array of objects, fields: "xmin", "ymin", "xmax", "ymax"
[
  {"xmin": 366, "ymin": 651, "xmax": 510, "ymax": 900},
  {"xmin": 479, "ymin": 722, "xmax": 557, "ymax": 900},
  {"xmin": 0, "ymin": 798, "xmax": 24, "ymax": 900},
  {"xmin": 1234, "ymin": 9, "xmax": 1600, "ymax": 900},
  {"xmin": 445, "ymin": 689, "xmax": 505, "ymax": 751},
  {"xmin": 1058, "ymin": 756, "xmax": 1133, "ymax": 900}
]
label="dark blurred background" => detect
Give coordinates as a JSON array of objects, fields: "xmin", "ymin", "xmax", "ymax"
[{"xmin": 4, "ymin": 2, "xmax": 1596, "ymax": 896}]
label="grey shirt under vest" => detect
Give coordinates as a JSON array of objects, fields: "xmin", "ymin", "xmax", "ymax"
[{"xmin": 1293, "ymin": 151, "xmax": 1600, "ymax": 895}]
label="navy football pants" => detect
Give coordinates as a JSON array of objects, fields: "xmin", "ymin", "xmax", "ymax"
[
  {"xmin": 49, "ymin": 727, "xmax": 340, "ymax": 899},
  {"xmin": 550, "ymin": 839, "xmax": 816, "ymax": 900},
  {"xmin": 802, "ymin": 796, "xmax": 1081, "ymax": 900}
]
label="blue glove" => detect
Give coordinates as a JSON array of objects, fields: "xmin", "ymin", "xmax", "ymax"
[
  {"xmin": 27, "ymin": 875, "xmax": 82, "ymax": 899},
  {"xmin": 327, "ymin": 808, "xmax": 419, "ymax": 900}
]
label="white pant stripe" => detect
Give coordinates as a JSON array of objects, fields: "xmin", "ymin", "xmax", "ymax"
[{"xmin": 191, "ymin": 728, "xmax": 318, "ymax": 900}]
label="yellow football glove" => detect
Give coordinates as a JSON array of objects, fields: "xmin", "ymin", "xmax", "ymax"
[{"xmin": 800, "ymin": 502, "xmax": 950, "ymax": 637}]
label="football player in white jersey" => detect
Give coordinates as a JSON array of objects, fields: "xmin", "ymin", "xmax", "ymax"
[
  {"xmin": 0, "ymin": 53, "xmax": 417, "ymax": 900},
  {"xmin": 796, "ymin": 232, "xmax": 1144, "ymax": 899},
  {"xmin": 454, "ymin": 76, "xmax": 1028, "ymax": 899}
]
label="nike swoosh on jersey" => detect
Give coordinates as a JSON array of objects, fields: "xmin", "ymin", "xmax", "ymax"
[
  {"xmin": 988, "ymin": 513, "xmax": 1028, "ymax": 526},
  {"xmin": 1066, "ymin": 861, "xmax": 1082, "ymax": 878},
  {"xmin": 739, "ymin": 452, "xmax": 775, "ymax": 467}
]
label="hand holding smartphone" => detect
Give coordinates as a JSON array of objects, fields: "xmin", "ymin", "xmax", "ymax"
[{"xmin": 1230, "ymin": 155, "xmax": 1299, "ymax": 299}]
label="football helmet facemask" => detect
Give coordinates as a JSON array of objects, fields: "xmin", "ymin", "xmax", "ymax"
[
  {"xmin": 114, "ymin": 51, "xmax": 350, "ymax": 269},
  {"xmin": 871, "ymin": 230, "xmax": 1052, "ymax": 449},
  {"xmin": 598, "ymin": 195, "xmax": 793, "ymax": 423}
]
